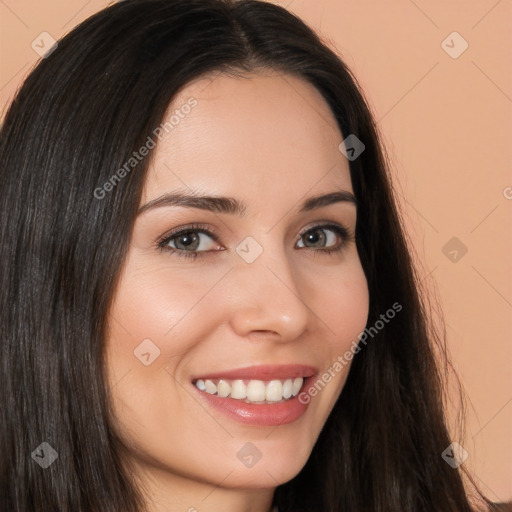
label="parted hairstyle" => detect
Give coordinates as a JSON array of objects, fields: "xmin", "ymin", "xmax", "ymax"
[{"xmin": 0, "ymin": 1, "xmax": 488, "ymax": 511}]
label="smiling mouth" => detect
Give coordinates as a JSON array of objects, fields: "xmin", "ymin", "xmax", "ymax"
[{"xmin": 193, "ymin": 377, "xmax": 305, "ymax": 404}]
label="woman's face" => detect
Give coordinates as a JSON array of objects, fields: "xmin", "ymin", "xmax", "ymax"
[{"xmin": 105, "ymin": 72, "xmax": 369, "ymax": 501}]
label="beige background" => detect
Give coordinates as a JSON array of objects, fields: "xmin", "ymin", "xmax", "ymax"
[{"xmin": 1, "ymin": 0, "xmax": 510, "ymax": 503}]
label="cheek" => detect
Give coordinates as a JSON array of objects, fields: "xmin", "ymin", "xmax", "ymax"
[
  {"xmin": 304, "ymin": 255, "xmax": 369, "ymax": 350},
  {"xmin": 325, "ymin": 273, "xmax": 369, "ymax": 340},
  {"xmin": 299, "ymin": 256, "xmax": 369, "ymax": 414},
  {"xmin": 103, "ymin": 258, "xmax": 231, "ymax": 437},
  {"xmin": 107, "ymin": 256, "xmax": 230, "ymax": 360}
]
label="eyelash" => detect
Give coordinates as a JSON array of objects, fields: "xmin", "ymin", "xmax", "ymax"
[{"xmin": 156, "ymin": 222, "xmax": 353, "ymax": 260}]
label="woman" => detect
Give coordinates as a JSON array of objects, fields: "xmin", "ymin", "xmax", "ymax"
[{"xmin": 0, "ymin": 0, "xmax": 492, "ymax": 510}]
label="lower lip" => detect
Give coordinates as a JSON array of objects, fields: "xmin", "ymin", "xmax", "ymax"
[{"xmin": 192, "ymin": 376, "xmax": 315, "ymax": 426}]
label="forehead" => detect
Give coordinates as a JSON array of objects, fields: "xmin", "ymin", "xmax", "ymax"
[{"xmin": 143, "ymin": 72, "xmax": 352, "ymax": 206}]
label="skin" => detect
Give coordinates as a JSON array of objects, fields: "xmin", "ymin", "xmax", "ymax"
[{"xmin": 105, "ymin": 71, "xmax": 369, "ymax": 512}]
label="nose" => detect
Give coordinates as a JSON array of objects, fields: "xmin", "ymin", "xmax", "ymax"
[{"xmin": 226, "ymin": 248, "xmax": 310, "ymax": 342}]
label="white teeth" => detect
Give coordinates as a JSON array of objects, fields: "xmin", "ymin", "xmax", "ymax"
[
  {"xmin": 217, "ymin": 379, "xmax": 230, "ymax": 398},
  {"xmin": 282, "ymin": 379, "xmax": 293, "ymax": 399},
  {"xmin": 265, "ymin": 380, "xmax": 283, "ymax": 402},
  {"xmin": 204, "ymin": 379, "xmax": 217, "ymax": 394},
  {"xmin": 230, "ymin": 379, "xmax": 247, "ymax": 399},
  {"xmin": 194, "ymin": 376, "xmax": 305, "ymax": 403},
  {"xmin": 292, "ymin": 377, "xmax": 303, "ymax": 396},
  {"xmin": 247, "ymin": 380, "xmax": 266, "ymax": 402}
]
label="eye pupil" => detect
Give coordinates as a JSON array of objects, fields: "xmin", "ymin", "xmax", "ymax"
[
  {"xmin": 304, "ymin": 229, "xmax": 326, "ymax": 248},
  {"xmin": 175, "ymin": 232, "xmax": 199, "ymax": 250}
]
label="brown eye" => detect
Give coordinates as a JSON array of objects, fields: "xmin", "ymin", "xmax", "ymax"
[
  {"xmin": 172, "ymin": 232, "xmax": 201, "ymax": 251},
  {"xmin": 161, "ymin": 228, "xmax": 220, "ymax": 253},
  {"xmin": 297, "ymin": 226, "xmax": 339, "ymax": 249}
]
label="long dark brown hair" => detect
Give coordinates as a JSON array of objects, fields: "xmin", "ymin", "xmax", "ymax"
[{"xmin": 0, "ymin": 1, "xmax": 488, "ymax": 510}]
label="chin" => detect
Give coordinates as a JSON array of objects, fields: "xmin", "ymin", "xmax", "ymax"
[
  {"xmin": 218, "ymin": 439, "xmax": 313, "ymax": 489},
  {"xmin": 219, "ymin": 463, "xmax": 306, "ymax": 490}
]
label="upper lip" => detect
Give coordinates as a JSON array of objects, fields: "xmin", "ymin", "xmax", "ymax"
[{"xmin": 191, "ymin": 364, "xmax": 318, "ymax": 382}]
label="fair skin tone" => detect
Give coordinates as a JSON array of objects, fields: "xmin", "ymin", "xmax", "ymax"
[{"xmin": 105, "ymin": 71, "xmax": 369, "ymax": 512}]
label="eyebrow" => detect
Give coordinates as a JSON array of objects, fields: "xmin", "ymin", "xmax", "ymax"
[{"xmin": 137, "ymin": 190, "xmax": 356, "ymax": 216}]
